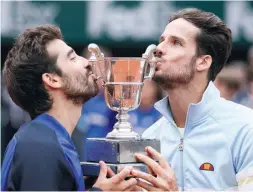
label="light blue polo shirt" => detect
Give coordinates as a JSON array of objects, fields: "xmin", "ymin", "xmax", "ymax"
[{"xmin": 142, "ymin": 81, "xmax": 253, "ymax": 190}]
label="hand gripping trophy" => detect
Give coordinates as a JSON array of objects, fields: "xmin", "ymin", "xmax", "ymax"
[{"xmin": 81, "ymin": 44, "xmax": 161, "ymax": 176}]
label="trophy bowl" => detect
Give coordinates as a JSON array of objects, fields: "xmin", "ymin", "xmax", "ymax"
[
  {"xmin": 88, "ymin": 44, "xmax": 157, "ymax": 139},
  {"xmin": 103, "ymin": 57, "xmax": 152, "ymax": 139}
]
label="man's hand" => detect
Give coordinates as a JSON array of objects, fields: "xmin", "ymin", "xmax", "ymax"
[
  {"xmin": 131, "ymin": 146, "xmax": 178, "ymax": 191},
  {"xmin": 93, "ymin": 161, "xmax": 137, "ymax": 191}
]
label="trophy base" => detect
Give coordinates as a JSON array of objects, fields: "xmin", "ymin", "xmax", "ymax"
[
  {"xmin": 82, "ymin": 138, "xmax": 160, "ymax": 176},
  {"xmin": 81, "ymin": 161, "xmax": 148, "ymax": 177},
  {"xmin": 85, "ymin": 138, "xmax": 160, "ymax": 163}
]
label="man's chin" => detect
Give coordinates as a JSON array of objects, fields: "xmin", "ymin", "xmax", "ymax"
[
  {"xmin": 66, "ymin": 90, "xmax": 98, "ymax": 105},
  {"xmin": 153, "ymin": 75, "xmax": 178, "ymax": 89},
  {"xmin": 153, "ymin": 74, "xmax": 165, "ymax": 83},
  {"xmin": 154, "ymin": 76, "xmax": 194, "ymax": 89}
]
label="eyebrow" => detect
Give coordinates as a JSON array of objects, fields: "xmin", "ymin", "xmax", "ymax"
[
  {"xmin": 66, "ymin": 48, "xmax": 74, "ymax": 58},
  {"xmin": 171, "ymin": 35, "xmax": 185, "ymax": 43},
  {"xmin": 159, "ymin": 35, "xmax": 185, "ymax": 43}
]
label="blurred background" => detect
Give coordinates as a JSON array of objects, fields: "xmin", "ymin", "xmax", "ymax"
[{"xmin": 1, "ymin": 1, "xmax": 253, "ymax": 161}]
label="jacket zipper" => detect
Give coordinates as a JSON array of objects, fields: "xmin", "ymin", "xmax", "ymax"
[{"xmin": 179, "ymin": 137, "xmax": 184, "ymax": 191}]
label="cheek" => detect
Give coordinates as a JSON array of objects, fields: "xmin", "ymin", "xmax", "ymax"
[
  {"xmin": 162, "ymin": 55, "xmax": 186, "ymax": 71},
  {"xmin": 165, "ymin": 48, "xmax": 187, "ymax": 65},
  {"xmin": 72, "ymin": 72, "xmax": 86, "ymax": 86},
  {"xmin": 68, "ymin": 59, "xmax": 85, "ymax": 72},
  {"xmin": 61, "ymin": 63, "xmax": 78, "ymax": 76}
]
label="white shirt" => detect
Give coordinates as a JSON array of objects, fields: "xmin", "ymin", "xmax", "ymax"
[{"xmin": 178, "ymin": 127, "xmax": 185, "ymax": 138}]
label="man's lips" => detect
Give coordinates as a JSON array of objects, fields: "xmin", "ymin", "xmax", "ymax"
[
  {"xmin": 89, "ymin": 73, "xmax": 96, "ymax": 78},
  {"xmin": 154, "ymin": 60, "xmax": 164, "ymax": 72},
  {"xmin": 155, "ymin": 60, "xmax": 163, "ymax": 67},
  {"xmin": 88, "ymin": 70, "xmax": 93, "ymax": 75},
  {"xmin": 151, "ymin": 58, "xmax": 164, "ymax": 65},
  {"xmin": 89, "ymin": 73, "xmax": 99, "ymax": 81}
]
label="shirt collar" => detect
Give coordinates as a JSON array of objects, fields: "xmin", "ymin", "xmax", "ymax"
[
  {"xmin": 34, "ymin": 113, "xmax": 73, "ymax": 142},
  {"xmin": 154, "ymin": 81, "xmax": 220, "ymax": 127}
]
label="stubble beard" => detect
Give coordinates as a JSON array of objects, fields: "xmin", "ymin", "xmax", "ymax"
[
  {"xmin": 62, "ymin": 73, "xmax": 99, "ymax": 105},
  {"xmin": 153, "ymin": 57, "xmax": 196, "ymax": 90}
]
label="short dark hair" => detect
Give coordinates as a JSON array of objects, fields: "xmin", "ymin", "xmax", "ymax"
[
  {"xmin": 3, "ymin": 25, "xmax": 63, "ymax": 119},
  {"xmin": 169, "ymin": 8, "xmax": 232, "ymax": 81}
]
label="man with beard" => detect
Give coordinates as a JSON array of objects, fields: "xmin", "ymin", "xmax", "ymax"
[
  {"xmin": 1, "ymin": 25, "xmax": 137, "ymax": 191},
  {"xmin": 131, "ymin": 8, "xmax": 253, "ymax": 191}
]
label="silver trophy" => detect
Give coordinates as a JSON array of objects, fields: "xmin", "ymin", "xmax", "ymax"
[{"xmin": 81, "ymin": 44, "xmax": 160, "ymax": 176}]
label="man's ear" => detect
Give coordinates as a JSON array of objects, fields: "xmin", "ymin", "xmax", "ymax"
[
  {"xmin": 42, "ymin": 73, "xmax": 62, "ymax": 89},
  {"xmin": 196, "ymin": 55, "xmax": 212, "ymax": 72}
]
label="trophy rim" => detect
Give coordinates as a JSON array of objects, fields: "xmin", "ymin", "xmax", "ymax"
[{"xmin": 104, "ymin": 57, "xmax": 146, "ymax": 61}]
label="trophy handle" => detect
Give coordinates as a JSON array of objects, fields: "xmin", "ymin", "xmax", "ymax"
[
  {"xmin": 144, "ymin": 61, "xmax": 155, "ymax": 80},
  {"xmin": 142, "ymin": 44, "xmax": 157, "ymax": 80},
  {"xmin": 88, "ymin": 43, "xmax": 105, "ymax": 84},
  {"xmin": 88, "ymin": 43, "xmax": 104, "ymax": 60}
]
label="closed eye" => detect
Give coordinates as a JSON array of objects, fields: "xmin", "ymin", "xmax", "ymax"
[
  {"xmin": 70, "ymin": 57, "xmax": 76, "ymax": 61},
  {"xmin": 172, "ymin": 39, "xmax": 182, "ymax": 46},
  {"xmin": 70, "ymin": 51, "xmax": 78, "ymax": 61},
  {"xmin": 159, "ymin": 36, "xmax": 165, "ymax": 44}
]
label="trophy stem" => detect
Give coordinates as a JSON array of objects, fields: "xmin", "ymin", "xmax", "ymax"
[
  {"xmin": 115, "ymin": 111, "xmax": 131, "ymax": 131},
  {"xmin": 106, "ymin": 110, "xmax": 140, "ymax": 139}
]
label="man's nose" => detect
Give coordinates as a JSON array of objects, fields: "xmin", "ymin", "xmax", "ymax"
[
  {"xmin": 153, "ymin": 49, "xmax": 163, "ymax": 58},
  {"xmin": 82, "ymin": 57, "xmax": 91, "ymax": 68}
]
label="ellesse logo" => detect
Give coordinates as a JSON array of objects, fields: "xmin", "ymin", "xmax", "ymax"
[{"xmin": 199, "ymin": 163, "xmax": 214, "ymax": 171}]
